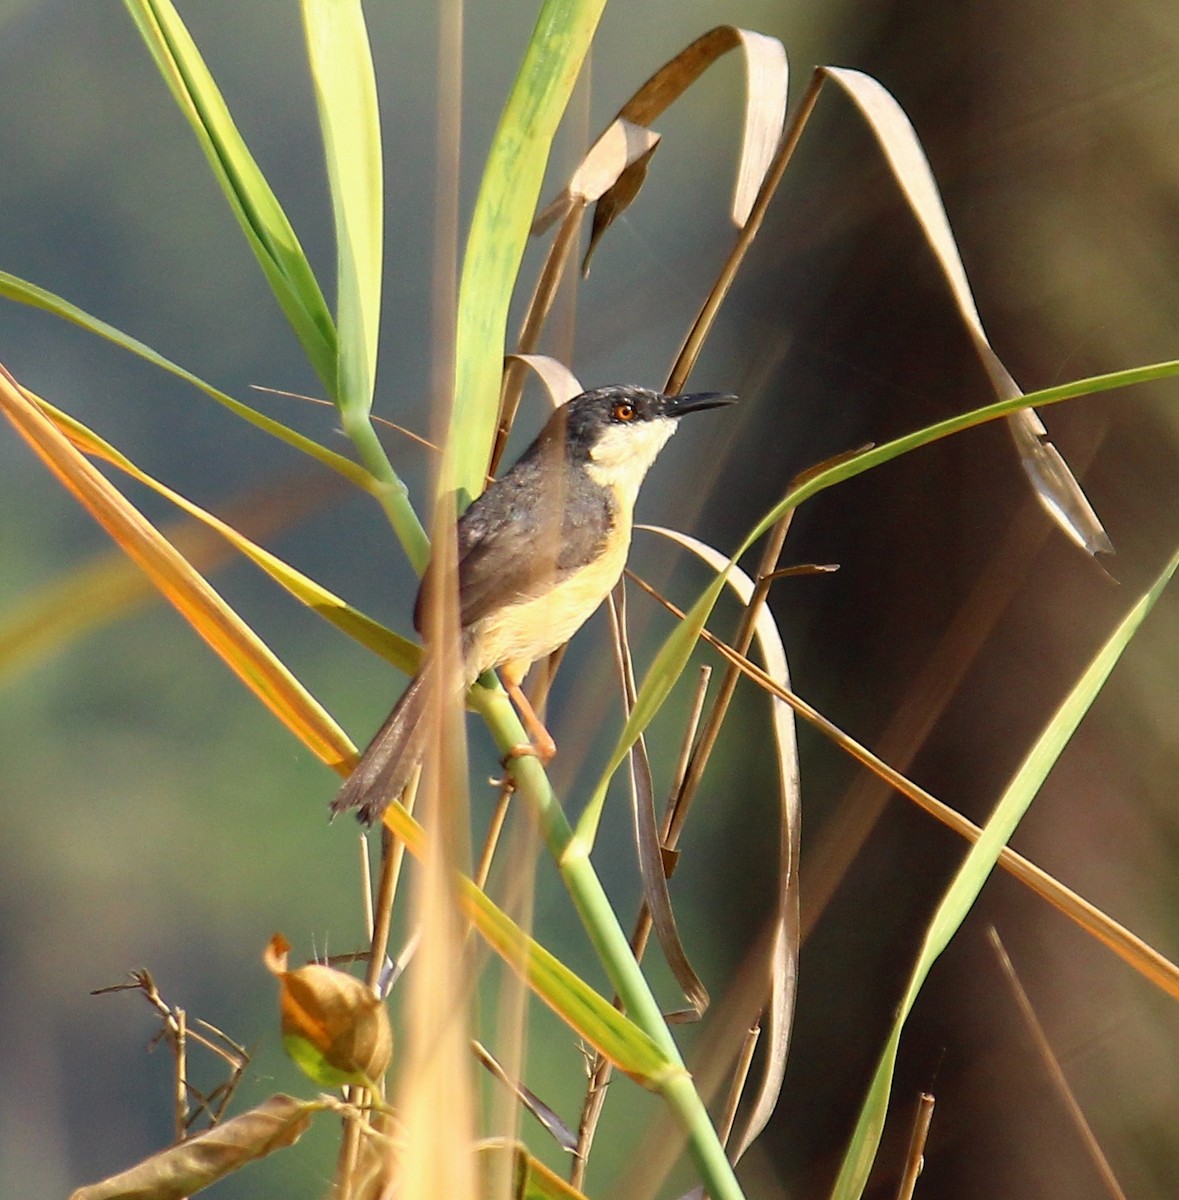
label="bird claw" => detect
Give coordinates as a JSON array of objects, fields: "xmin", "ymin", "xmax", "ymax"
[{"xmin": 488, "ymin": 739, "xmax": 556, "ymax": 788}]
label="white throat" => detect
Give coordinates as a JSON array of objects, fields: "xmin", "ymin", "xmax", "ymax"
[{"xmin": 584, "ymin": 417, "xmax": 677, "ymax": 510}]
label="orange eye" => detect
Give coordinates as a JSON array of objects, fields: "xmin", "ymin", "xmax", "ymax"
[{"xmin": 612, "ymin": 400, "xmax": 636, "ymax": 421}]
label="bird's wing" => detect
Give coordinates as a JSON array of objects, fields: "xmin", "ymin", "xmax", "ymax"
[
  {"xmin": 413, "ymin": 455, "xmax": 614, "ymax": 633},
  {"xmin": 455, "ymin": 461, "xmax": 571, "ymax": 627}
]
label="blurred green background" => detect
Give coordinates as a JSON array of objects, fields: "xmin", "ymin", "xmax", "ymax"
[{"xmin": 4, "ymin": 2, "xmax": 1179, "ymax": 1198}]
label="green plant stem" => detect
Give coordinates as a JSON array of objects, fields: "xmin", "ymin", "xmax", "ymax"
[
  {"xmin": 469, "ymin": 684, "xmax": 746, "ymax": 1200},
  {"xmin": 341, "ymin": 412, "xmax": 431, "ymax": 575}
]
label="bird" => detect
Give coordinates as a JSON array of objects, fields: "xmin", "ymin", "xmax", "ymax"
[{"xmin": 330, "ymin": 384, "xmax": 736, "ymax": 824}]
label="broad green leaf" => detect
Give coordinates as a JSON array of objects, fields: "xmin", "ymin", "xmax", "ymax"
[
  {"xmin": 302, "ymin": 0, "xmax": 383, "ymax": 422},
  {"xmin": 123, "ymin": 0, "xmax": 337, "ymax": 390},
  {"xmin": 298, "ymin": 0, "xmax": 429, "ymax": 572},
  {"xmin": 830, "ymin": 543, "xmax": 1179, "ymax": 1200},
  {"xmin": 445, "ymin": 0, "xmax": 608, "ymax": 507}
]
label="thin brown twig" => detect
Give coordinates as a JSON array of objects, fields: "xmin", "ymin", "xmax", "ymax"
[
  {"xmin": 896, "ymin": 1093, "xmax": 936, "ymax": 1200},
  {"xmin": 173, "ymin": 1006, "xmax": 188, "ymax": 1143},
  {"xmin": 718, "ymin": 1025, "xmax": 761, "ymax": 1149},
  {"xmin": 665, "ymin": 68, "xmax": 825, "ymax": 393},
  {"xmin": 570, "ymin": 663, "xmax": 714, "ymax": 1188},
  {"xmin": 626, "ymin": 569, "xmax": 1179, "ymax": 999},
  {"xmin": 663, "ymin": 511, "xmax": 793, "ymax": 848},
  {"xmin": 91, "ymin": 971, "xmax": 248, "ymax": 1137},
  {"xmin": 493, "ymin": 205, "xmax": 587, "ymax": 476},
  {"xmin": 988, "ymin": 929, "xmax": 1129, "ymax": 1200}
]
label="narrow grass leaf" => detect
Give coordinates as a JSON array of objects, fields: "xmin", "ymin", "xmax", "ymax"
[
  {"xmin": 302, "ymin": 0, "xmax": 383, "ymax": 420},
  {"xmin": 477, "ymin": 1142, "xmax": 590, "ymax": 1200},
  {"xmin": 446, "ymin": 0, "xmax": 607, "ymax": 506},
  {"xmin": 830, "ymin": 543, "xmax": 1179, "ymax": 1200},
  {"xmin": 0, "ymin": 475, "xmax": 345, "ymax": 683},
  {"xmin": 642, "ymin": 527, "xmax": 800, "ymax": 1163},
  {"xmin": 609, "ymin": 584, "xmax": 709, "ymax": 1019},
  {"xmin": 575, "ymin": 570, "xmax": 730, "ymax": 849},
  {"xmin": 0, "ymin": 364, "xmax": 356, "ymax": 771},
  {"xmin": 375, "ymin": 795, "xmax": 673, "ymax": 1085},
  {"xmin": 685, "ymin": 618, "xmax": 1179, "ymax": 1004},
  {"xmin": 38, "ymin": 396, "xmax": 419, "ymax": 675},
  {"xmin": 740, "ymin": 358, "xmax": 1179, "ymax": 569},
  {"xmin": 123, "ymin": 0, "xmax": 337, "ymax": 390},
  {"xmin": 603, "ymin": 361, "xmax": 1179, "ymax": 861},
  {"xmin": 820, "ymin": 66, "xmax": 1110, "ymax": 556},
  {"xmin": 0, "ymin": 271, "xmax": 375, "ymax": 492},
  {"xmin": 69, "ymin": 1095, "xmax": 323, "ymax": 1200},
  {"xmin": 472, "ymin": 1043, "xmax": 578, "ymax": 1152}
]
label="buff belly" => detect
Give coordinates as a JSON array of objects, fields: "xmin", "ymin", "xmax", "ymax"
[{"xmin": 464, "ymin": 516, "xmax": 632, "ymax": 684}]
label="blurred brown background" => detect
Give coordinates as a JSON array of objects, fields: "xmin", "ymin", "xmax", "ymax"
[{"xmin": 1, "ymin": 1, "xmax": 1178, "ymax": 1197}]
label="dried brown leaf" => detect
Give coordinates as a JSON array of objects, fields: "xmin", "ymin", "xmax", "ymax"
[
  {"xmin": 68, "ymin": 1095, "xmax": 320, "ymax": 1200},
  {"xmin": 608, "ymin": 584, "xmax": 709, "ymax": 1020},
  {"xmin": 639, "ymin": 526, "xmax": 800, "ymax": 1161},
  {"xmin": 506, "ymin": 355, "xmax": 585, "ymax": 409},
  {"xmin": 821, "ymin": 66, "xmax": 1111, "ymax": 556},
  {"xmin": 265, "ymin": 933, "xmax": 392, "ymax": 1088},
  {"xmin": 578, "ymin": 26, "xmax": 787, "ymax": 268},
  {"xmin": 532, "ymin": 118, "xmax": 661, "ymax": 233}
]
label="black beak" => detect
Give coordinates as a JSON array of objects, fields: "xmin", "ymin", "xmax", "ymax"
[{"xmin": 662, "ymin": 391, "xmax": 738, "ymax": 417}]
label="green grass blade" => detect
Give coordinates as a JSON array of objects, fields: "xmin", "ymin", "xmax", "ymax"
[
  {"xmin": 590, "ymin": 358, "xmax": 1179, "ymax": 824},
  {"xmin": 0, "ymin": 271, "xmax": 375, "ymax": 492},
  {"xmin": 297, "ymin": 0, "xmax": 430, "ymax": 572},
  {"xmin": 574, "ymin": 571, "xmax": 728, "ymax": 849},
  {"xmin": 123, "ymin": 0, "xmax": 337, "ymax": 390},
  {"xmin": 38, "ymin": 395, "xmax": 419, "ymax": 676},
  {"xmin": 829, "ymin": 543, "xmax": 1179, "ymax": 1200},
  {"xmin": 301, "ymin": 0, "xmax": 383, "ymax": 422},
  {"xmin": 444, "ymin": 0, "xmax": 608, "ymax": 507},
  {"xmin": 0, "ymin": 363, "xmax": 356, "ymax": 772}
]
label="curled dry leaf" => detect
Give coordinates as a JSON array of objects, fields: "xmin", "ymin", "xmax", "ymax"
[
  {"xmin": 532, "ymin": 118, "xmax": 661, "ymax": 234},
  {"xmin": 607, "ymin": 585, "xmax": 709, "ymax": 1020},
  {"xmin": 580, "ymin": 26, "xmax": 787, "ymax": 270},
  {"xmin": 68, "ymin": 1094, "xmax": 320, "ymax": 1200},
  {"xmin": 820, "ymin": 66, "xmax": 1111, "ymax": 557},
  {"xmin": 264, "ymin": 933, "xmax": 392, "ymax": 1089},
  {"xmin": 639, "ymin": 526, "xmax": 800, "ymax": 1164},
  {"xmin": 505, "ymin": 355, "xmax": 585, "ymax": 410}
]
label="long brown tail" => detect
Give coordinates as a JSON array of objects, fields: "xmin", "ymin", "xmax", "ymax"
[{"xmin": 330, "ymin": 662, "xmax": 433, "ymax": 824}]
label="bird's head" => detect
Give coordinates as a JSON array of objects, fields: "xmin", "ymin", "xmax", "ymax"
[{"xmin": 549, "ymin": 385, "xmax": 735, "ymax": 499}]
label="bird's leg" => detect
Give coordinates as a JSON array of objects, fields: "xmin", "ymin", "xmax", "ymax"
[{"xmin": 500, "ymin": 661, "xmax": 556, "ymax": 766}]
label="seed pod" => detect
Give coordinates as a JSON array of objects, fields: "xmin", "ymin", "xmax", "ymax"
[{"xmin": 264, "ymin": 933, "xmax": 392, "ymax": 1088}]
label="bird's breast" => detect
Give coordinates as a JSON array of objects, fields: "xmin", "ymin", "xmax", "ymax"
[{"xmin": 465, "ymin": 505, "xmax": 632, "ymax": 680}]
